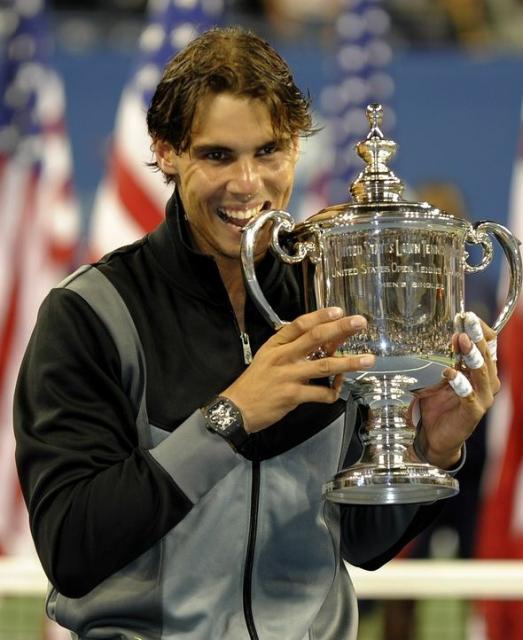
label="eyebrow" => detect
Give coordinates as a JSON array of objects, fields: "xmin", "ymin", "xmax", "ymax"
[
  {"xmin": 192, "ymin": 144, "xmax": 232, "ymax": 155},
  {"xmin": 191, "ymin": 140, "xmax": 280, "ymax": 155}
]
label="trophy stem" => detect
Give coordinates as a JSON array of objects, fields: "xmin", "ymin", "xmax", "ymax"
[
  {"xmin": 323, "ymin": 375, "xmax": 459, "ymax": 505},
  {"xmin": 362, "ymin": 405, "xmax": 415, "ymax": 468}
]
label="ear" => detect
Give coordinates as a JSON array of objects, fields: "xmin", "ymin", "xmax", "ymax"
[{"xmin": 153, "ymin": 140, "xmax": 177, "ymax": 176}]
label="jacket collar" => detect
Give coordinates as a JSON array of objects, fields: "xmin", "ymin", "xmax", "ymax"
[{"xmin": 147, "ymin": 190, "xmax": 288, "ymax": 305}]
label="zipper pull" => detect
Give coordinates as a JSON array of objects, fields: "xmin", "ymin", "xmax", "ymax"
[{"xmin": 240, "ymin": 332, "xmax": 253, "ymax": 365}]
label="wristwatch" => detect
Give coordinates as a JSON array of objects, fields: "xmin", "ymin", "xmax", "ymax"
[{"xmin": 202, "ymin": 396, "xmax": 249, "ymax": 452}]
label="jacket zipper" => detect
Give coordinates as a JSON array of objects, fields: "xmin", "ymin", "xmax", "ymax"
[
  {"xmin": 240, "ymin": 332, "xmax": 253, "ymax": 365},
  {"xmin": 243, "ymin": 460, "xmax": 261, "ymax": 640},
  {"xmin": 229, "ymin": 308, "xmax": 257, "ymax": 635}
]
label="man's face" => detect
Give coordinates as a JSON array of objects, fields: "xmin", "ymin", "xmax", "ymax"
[{"xmin": 158, "ymin": 92, "xmax": 299, "ymax": 263}]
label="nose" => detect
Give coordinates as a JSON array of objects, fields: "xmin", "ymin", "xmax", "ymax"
[{"xmin": 227, "ymin": 157, "xmax": 262, "ymax": 198}]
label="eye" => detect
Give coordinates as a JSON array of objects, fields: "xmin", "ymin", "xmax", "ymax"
[
  {"xmin": 257, "ymin": 143, "xmax": 278, "ymax": 156},
  {"xmin": 206, "ymin": 150, "xmax": 229, "ymax": 162}
]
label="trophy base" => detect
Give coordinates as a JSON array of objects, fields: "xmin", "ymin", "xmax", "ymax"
[{"xmin": 323, "ymin": 463, "xmax": 459, "ymax": 505}]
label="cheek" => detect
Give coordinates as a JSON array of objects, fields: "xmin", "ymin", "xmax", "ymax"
[
  {"xmin": 271, "ymin": 158, "xmax": 297, "ymax": 192},
  {"xmin": 272, "ymin": 171, "xmax": 295, "ymax": 206},
  {"xmin": 177, "ymin": 165, "xmax": 219, "ymax": 206},
  {"xmin": 177, "ymin": 163, "xmax": 201, "ymax": 190}
]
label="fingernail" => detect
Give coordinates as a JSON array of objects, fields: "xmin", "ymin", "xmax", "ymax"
[
  {"xmin": 350, "ymin": 315, "xmax": 367, "ymax": 330},
  {"xmin": 359, "ymin": 355, "xmax": 375, "ymax": 368},
  {"xmin": 327, "ymin": 307, "xmax": 344, "ymax": 319}
]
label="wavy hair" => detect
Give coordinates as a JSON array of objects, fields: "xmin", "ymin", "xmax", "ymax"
[{"xmin": 146, "ymin": 26, "xmax": 315, "ymax": 182}]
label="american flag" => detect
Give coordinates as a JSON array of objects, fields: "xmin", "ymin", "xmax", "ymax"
[
  {"xmin": 475, "ymin": 100, "xmax": 523, "ymax": 640},
  {"xmin": 0, "ymin": 0, "xmax": 80, "ymax": 556},
  {"xmin": 298, "ymin": 0, "xmax": 394, "ymax": 214},
  {"xmin": 88, "ymin": 0, "xmax": 224, "ymax": 259}
]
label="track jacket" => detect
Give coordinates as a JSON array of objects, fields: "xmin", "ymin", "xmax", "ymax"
[{"xmin": 14, "ymin": 193, "xmax": 445, "ymax": 639}]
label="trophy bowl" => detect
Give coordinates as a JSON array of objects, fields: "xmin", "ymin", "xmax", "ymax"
[{"xmin": 241, "ymin": 104, "xmax": 522, "ymax": 505}]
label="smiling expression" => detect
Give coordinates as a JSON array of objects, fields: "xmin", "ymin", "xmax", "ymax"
[{"xmin": 155, "ymin": 92, "xmax": 299, "ymax": 265}]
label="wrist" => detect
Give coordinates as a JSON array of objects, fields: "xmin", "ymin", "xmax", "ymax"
[
  {"xmin": 414, "ymin": 427, "xmax": 463, "ymax": 470},
  {"xmin": 426, "ymin": 447, "xmax": 463, "ymax": 470},
  {"xmin": 201, "ymin": 395, "xmax": 250, "ymax": 452}
]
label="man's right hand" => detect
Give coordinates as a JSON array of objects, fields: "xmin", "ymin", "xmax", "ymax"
[{"xmin": 222, "ymin": 307, "xmax": 376, "ymax": 434}]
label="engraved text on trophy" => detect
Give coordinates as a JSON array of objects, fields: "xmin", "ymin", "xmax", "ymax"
[{"xmin": 323, "ymin": 228, "xmax": 464, "ymax": 359}]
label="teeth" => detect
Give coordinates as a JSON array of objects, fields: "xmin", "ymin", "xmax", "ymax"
[{"xmin": 218, "ymin": 206, "xmax": 262, "ymax": 221}]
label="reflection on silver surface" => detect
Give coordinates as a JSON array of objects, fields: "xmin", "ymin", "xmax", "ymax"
[
  {"xmin": 241, "ymin": 104, "xmax": 522, "ymax": 505},
  {"xmin": 324, "ymin": 226, "xmax": 462, "ymax": 369}
]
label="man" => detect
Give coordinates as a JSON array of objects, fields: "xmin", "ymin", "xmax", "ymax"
[{"xmin": 14, "ymin": 27, "xmax": 498, "ymax": 639}]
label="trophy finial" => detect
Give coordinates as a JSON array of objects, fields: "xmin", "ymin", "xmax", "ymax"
[
  {"xmin": 350, "ymin": 103, "xmax": 405, "ymax": 204},
  {"xmin": 366, "ymin": 104, "xmax": 384, "ymax": 139}
]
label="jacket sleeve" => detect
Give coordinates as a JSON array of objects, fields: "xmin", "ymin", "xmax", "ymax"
[
  {"xmin": 338, "ymin": 403, "xmax": 451, "ymax": 570},
  {"xmin": 340, "ymin": 501, "xmax": 445, "ymax": 569},
  {"xmin": 14, "ymin": 287, "xmax": 241, "ymax": 598}
]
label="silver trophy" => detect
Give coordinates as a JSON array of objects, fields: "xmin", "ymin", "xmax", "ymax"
[{"xmin": 241, "ymin": 104, "xmax": 522, "ymax": 505}]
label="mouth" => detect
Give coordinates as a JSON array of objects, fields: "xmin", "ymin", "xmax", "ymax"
[{"xmin": 216, "ymin": 201, "xmax": 271, "ymax": 229}]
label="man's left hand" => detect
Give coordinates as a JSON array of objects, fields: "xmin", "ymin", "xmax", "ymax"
[{"xmin": 413, "ymin": 313, "xmax": 500, "ymax": 469}]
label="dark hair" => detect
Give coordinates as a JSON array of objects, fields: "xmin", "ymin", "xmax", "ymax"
[{"xmin": 146, "ymin": 26, "xmax": 314, "ymax": 182}]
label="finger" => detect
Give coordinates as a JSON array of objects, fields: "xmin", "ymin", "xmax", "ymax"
[
  {"xmin": 272, "ymin": 307, "xmax": 345, "ymax": 346},
  {"xmin": 297, "ymin": 382, "xmax": 343, "ymax": 405},
  {"xmin": 461, "ymin": 342, "xmax": 484, "ymax": 370},
  {"xmin": 289, "ymin": 316, "xmax": 368, "ymax": 360},
  {"xmin": 486, "ymin": 336, "xmax": 498, "ymax": 362},
  {"xmin": 460, "ymin": 336, "xmax": 501, "ymax": 400},
  {"xmin": 443, "ymin": 369, "xmax": 474, "ymax": 398},
  {"xmin": 455, "ymin": 311, "xmax": 497, "ymax": 382},
  {"xmin": 462, "ymin": 311, "xmax": 497, "ymax": 354},
  {"xmin": 298, "ymin": 353, "xmax": 375, "ymax": 380},
  {"xmin": 476, "ymin": 316, "xmax": 499, "ymax": 372},
  {"xmin": 463, "ymin": 311, "xmax": 485, "ymax": 343},
  {"xmin": 458, "ymin": 332, "xmax": 499, "ymax": 397},
  {"xmin": 445, "ymin": 350, "xmax": 495, "ymax": 410},
  {"xmin": 331, "ymin": 373, "xmax": 344, "ymax": 393}
]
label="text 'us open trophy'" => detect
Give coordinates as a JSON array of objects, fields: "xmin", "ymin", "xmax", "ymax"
[{"xmin": 241, "ymin": 104, "xmax": 522, "ymax": 505}]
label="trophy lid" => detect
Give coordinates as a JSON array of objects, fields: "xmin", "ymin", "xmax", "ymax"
[
  {"xmin": 349, "ymin": 104, "xmax": 404, "ymax": 204},
  {"xmin": 296, "ymin": 103, "xmax": 469, "ymax": 232}
]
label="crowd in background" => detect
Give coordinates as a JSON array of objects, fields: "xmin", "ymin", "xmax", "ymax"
[{"xmin": 46, "ymin": 0, "xmax": 523, "ymax": 52}]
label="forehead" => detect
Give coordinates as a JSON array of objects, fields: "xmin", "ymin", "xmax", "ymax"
[{"xmin": 189, "ymin": 92, "xmax": 277, "ymax": 147}]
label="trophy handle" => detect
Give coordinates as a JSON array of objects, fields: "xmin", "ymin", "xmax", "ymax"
[
  {"xmin": 241, "ymin": 209, "xmax": 312, "ymax": 330},
  {"xmin": 465, "ymin": 220, "xmax": 522, "ymax": 333}
]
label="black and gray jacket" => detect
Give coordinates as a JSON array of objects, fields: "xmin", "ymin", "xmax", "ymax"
[{"xmin": 14, "ymin": 194, "xmax": 444, "ymax": 639}]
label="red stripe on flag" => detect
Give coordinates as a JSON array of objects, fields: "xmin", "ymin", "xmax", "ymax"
[
  {"xmin": 476, "ymin": 311, "xmax": 523, "ymax": 639},
  {"xmin": 112, "ymin": 145, "xmax": 164, "ymax": 233},
  {"xmin": 0, "ymin": 168, "xmax": 39, "ymax": 555},
  {"xmin": 0, "ymin": 169, "xmax": 38, "ymax": 394}
]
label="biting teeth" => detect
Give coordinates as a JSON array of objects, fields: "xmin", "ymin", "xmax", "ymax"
[{"xmin": 218, "ymin": 206, "xmax": 261, "ymax": 220}]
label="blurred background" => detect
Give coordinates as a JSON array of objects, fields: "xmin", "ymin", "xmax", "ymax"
[
  {"xmin": 1, "ymin": 0, "xmax": 523, "ymax": 638},
  {"xmin": 46, "ymin": 0, "xmax": 523, "ymax": 237}
]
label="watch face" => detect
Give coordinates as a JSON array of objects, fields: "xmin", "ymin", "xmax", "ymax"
[
  {"xmin": 209, "ymin": 400, "xmax": 239, "ymax": 432},
  {"xmin": 204, "ymin": 397, "xmax": 248, "ymax": 452}
]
